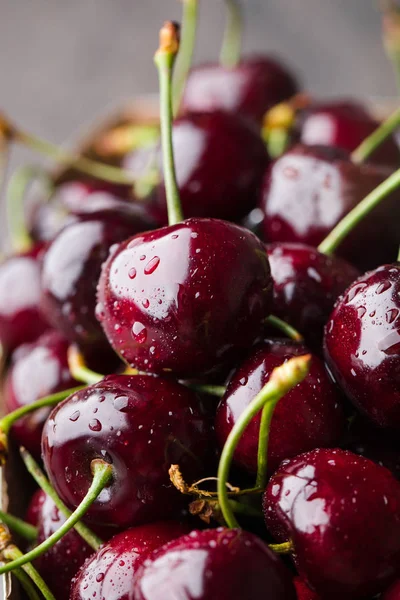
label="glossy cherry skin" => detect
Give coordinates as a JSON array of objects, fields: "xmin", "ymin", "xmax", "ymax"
[
  {"xmin": 3, "ymin": 330, "xmax": 78, "ymax": 459},
  {"xmin": 263, "ymin": 448, "xmax": 400, "ymax": 599},
  {"xmin": 132, "ymin": 528, "xmax": 296, "ymax": 600},
  {"xmin": 70, "ymin": 521, "xmax": 191, "ymax": 600},
  {"xmin": 267, "ymin": 242, "xmax": 359, "ymax": 351},
  {"xmin": 148, "ymin": 111, "xmax": 268, "ymax": 222},
  {"xmin": 40, "ymin": 205, "xmax": 153, "ymax": 361},
  {"xmin": 97, "ymin": 219, "xmax": 273, "ymax": 377},
  {"xmin": 293, "ymin": 578, "xmax": 321, "ymax": 600},
  {"xmin": 42, "ymin": 374, "xmax": 213, "ymax": 528},
  {"xmin": 0, "ymin": 245, "xmax": 49, "ymax": 352},
  {"xmin": 181, "ymin": 56, "xmax": 299, "ymax": 124},
  {"xmin": 324, "ymin": 264, "xmax": 400, "ymax": 429},
  {"xmin": 295, "ymin": 100, "xmax": 399, "ymax": 166},
  {"xmin": 215, "ymin": 339, "xmax": 345, "ymax": 475},
  {"xmin": 260, "ymin": 144, "xmax": 400, "ymax": 271},
  {"xmin": 25, "ymin": 490, "xmax": 96, "ymax": 600}
]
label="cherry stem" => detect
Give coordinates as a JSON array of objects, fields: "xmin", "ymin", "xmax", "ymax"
[
  {"xmin": 217, "ymin": 354, "xmax": 311, "ymax": 528},
  {"xmin": 228, "ymin": 500, "xmax": 262, "ymax": 519},
  {"xmin": 7, "ymin": 165, "xmax": 53, "ymax": 254},
  {"xmin": 67, "ymin": 345, "xmax": 104, "ymax": 385},
  {"xmin": 12, "ymin": 568, "xmax": 42, "ymax": 600},
  {"xmin": 220, "ymin": 0, "xmax": 243, "ymax": 68},
  {"xmin": 0, "ymin": 459, "xmax": 112, "ymax": 575},
  {"xmin": 265, "ymin": 315, "xmax": 303, "ymax": 342},
  {"xmin": 269, "ymin": 540, "xmax": 293, "ymax": 554},
  {"xmin": 3, "ymin": 546, "xmax": 56, "ymax": 600},
  {"xmin": 173, "ymin": 0, "xmax": 199, "ymax": 115},
  {"xmin": 154, "ymin": 22, "xmax": 184, "ymax": 225},
  {"xmin": 351, "ymin": 106, "xmax": 400, "ymax": 164},
  {"xmin": 1, "ymin": 113, "xmax": 137, "ymax": 186},
  {"xmin": 318, "ymin": 166, "xmax": 400, "ymax": 255},
  {"xmin": 0, "ymin": 510, "xmax": 37, "ymax": 543},
  {"xmin": 380, "ymin": 1, "xmax": 400, "ymax": 94},
  {"xmin": 185, "ymin": 383, "xmax": 226, "ymax": 397},
  {"xmin": 397, "ymin": 246, "xmax": 400, "ymax": 262},
  {"xmin": 20, "ymin": 448, "xmax": 103, "ymax": 551}
]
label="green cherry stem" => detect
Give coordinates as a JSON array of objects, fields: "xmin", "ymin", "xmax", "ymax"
[
  {"xmin": 217, "ymin": 354, "xmax": 311, "ymax": 528},
  {"xmin": 351, "ymin": 105, "xmax": 400, "ymax": 164},
  {"xmin": 185, "ymin": 383, "xmax": 226, "ymax": 397},
  {"xmin": 0, "ymin": 459, "xmax": 112, "ymax": 575},
  {"xmin": 3, "ymin": 546, "xmax": 56, "ymax": 600},
  {"xmin": 269, "ymin": 541, "xmax": 293, "ymax": 554},
  {"xmin": 264, "ymin": 315, "xmax": 304, "ymax": 342},
  {"xmin": 0, "ymin": 386, "xmax": 84, "ymax": 460},
  {"xmin": 12, "ymin": 568, "xmax": 42, "ymax": 600},
  {"xmin": 318, "ymin": 166, "xmax": 400, "ymax": 255},
  {"xmin": 173, "ymin": 0, "xmax": 199, "ymax": 116},
  {"xmin": 0, "ymin": 112, "xmax": 137, "ymax": 186},
  {"xmin": 20, "ymin": 448, "xmax": 103, "ymax": 551},
  {"xmin": 220, "ymin": 0, "xmax": 243, "ymax": 68},
  {"xmin": 154, "ymin": 22, "xmax": 184, "ymax": 225},
  {"xmin": 67, "ymin": 345, "xmax": 104, "ymax": 385},
  {"xmin": 0, "ymin": 510, "xmax": 37, "ymax": 543},
  {"xmin": 7, "ymin": 165, "xmax": 53, "ymax": 254},
  {"xmin": 397, "ymin": 245, "xmax": 400, "ymax": 262}
]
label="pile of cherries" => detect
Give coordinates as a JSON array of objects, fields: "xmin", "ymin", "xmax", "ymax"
[{"xmin": 0, "ymin": 3, "xmax": 399, "ymax": 599}]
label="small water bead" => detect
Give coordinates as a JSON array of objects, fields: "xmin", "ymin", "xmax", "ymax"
[
  {"xmin": 129, "ymin": 267, "xmax": 137, "ymax": 280},
  {"xmin": 140, "ymin": 255, "xmax": 146, "ymax": 261},
  {"xmin": 144, "ymin": 256, "xmax": 160, "ymax": 275},
  {"xmin": 95, "ymin": 573, "xmax": 105, "ymax": 583},
  {"xmin": 114, "ymin": 395, "xmax": 129, "ymax": 412},
  {"xmin": 357, "ymin": 306, "xmax": 366, "ymax": 319},
  {"xmin": 142, "ymin": 298, "xmax": 150, "ymax": 309},
  {"xmin": 132, "ymin": 322, "xmax": 147, "ymax": 344},
  {"xmin": 89, "ymin": 419, "xmax": 102, "ymax": 432},
  {"xmin": 69, "ymin": 410, "xmax": 80, "ymax": 422},
  {"xmin": 376, "ymin": 281, "xmax": 391, "ymax": 295},
  {"xmin": 386, "ymin": 308, "xmax": 399, "ymax": 324}
]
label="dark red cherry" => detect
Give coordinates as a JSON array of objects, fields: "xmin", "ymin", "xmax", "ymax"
[
  {"xmin": 141, "ymin": 111, "xmax": 269, "ymax": 222},
  {"xmin": 70, "ymin": 521, "xmax": 191, "ymax": 600},
  {"xmin": 132, "ymin": 528, "xmax": 296, "ymax": 600},
  {"xmin": 293, "ymin": 577, "xmax": 321, "ymax": 600},
  {"xmin": 383, "ymin": 579, "xmax": 400, "ymax": 599},
  {"xmin": 40, "ymin": 205, "xmax": 153, "ymax": 361},
  {"xmin": 260, "ymin": 144, "xmax": 400, "ymax": 271},
  {"xmin": 215, "ymin": 339, "xmax": 345, "ymax": 475},
  {"xmin": 295, "ymin": 100, "xmax": 399, "ymax": 166},
  {"xmin": 263, "ymin": 448, "xmax": 400, "ymax": 599},
  {"xmin": 181, "ymin": 56, "xmax": 299, "ymax": 124},
  {"xmin": 25, "ymin": 489, "xmax": 97, "ymax": 600},
  {"xmin": 0, "ymin": 245, "xmax": 49, "ymax": 352},
  {"xmin": 42, "ymin": 374, "xmax": 213, "ymax": 528},
  {"xmin": 324, "ymin": 264, "xmax": 400, "ymax": 429},
  {"xmin": 4, "ymin": 330, "xmax": 78, "ymax": 459},
  {"xmin": 97, "ymin": 218, "xmax": 273, "ymax": 377},
  {"xmin": 267, "ymin": 242, "xmax": 359, "ymax": 351}
]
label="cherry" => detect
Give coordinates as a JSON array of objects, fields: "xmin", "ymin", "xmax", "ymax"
[
  {"xmin": 97, "ymin": 218, "xmax": 273, "ymax": 377},
  {"xmin": 132, "ymin": 528, "xmax": 296, "ymax": 599},
  {"xmin": 260, "ymin": 144, "xmax": 400, "ymax": 271},
  {"xmin": 295, "ymin": 100, "xmax": 399, "ymax": 166},
  {"xmin": 125, "ymin": 111, "xmax": 269, "ymax": 222},
  {"xmin": 40, "ymin": 204, "xmax": 153, "ymax": 364},
  {"xmin": 263, "ymin": 448, "xmax": 400, "ymax": 599},
  {"xmin": 3, "ymin": 330, "xmax": 79, "ymax": 459},
  {"xmin": 41, "ymin": 374, "xmax": 213, "ymax": 528},
  {"xmin": 0, "ymin": 244, "xmax": 49, "ymax": 352},
  {"xmin": 293, "ymin": 577, "xmax": 321, "ymax": 600},
  {"xmin": 324, "ymin": 263, "xmax": 400, "ymax": 429},
  {"xmin": 181, "ymin": 56, "xmax": 298, "ymax": 125},
  {"xmin": 215, "ymin": 338, "xmax": 345, "ymax": 475},
  {"xmin": 267, "ymin": 242, "xmax": 359, "ymax": 350},
  {"xmin": 70, "ymin": 521, "xmax": 191, "ymax": 600},
  {"xmin": 25, "ymin": 489, "xmax": 97, "ymax": 600},
  {"xmin": 383, "ymin": 579, "xmax": 400, "ymax": 600}
]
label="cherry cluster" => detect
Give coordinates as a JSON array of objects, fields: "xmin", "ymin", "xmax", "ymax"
[{"xmin": 0, "ymin": 2, "xmax": 399, "ymax": 600}]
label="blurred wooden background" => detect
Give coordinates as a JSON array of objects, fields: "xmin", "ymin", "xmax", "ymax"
[{"xmin": 0, "ymin": 0, "xmax": 396, "ymax": 143}]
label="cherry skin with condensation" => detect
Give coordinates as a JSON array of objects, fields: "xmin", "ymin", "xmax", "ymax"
[
  {"xmin": 41, "ymin": 374, "xmax": 213, "ymax": 529},
  {"xmin": 266, "ymin": 242, "xmax": 360, "ymax": 351},
  {"xmin": 215, "ymin": 338, "xmax": 345, "ymax": 475},
  {"xmin": 96, "ymin": 218, "xmax": 273, "ymax": 378},
  {"xmin": 4, "ymin": 330, "xmax": 79, "ymax": 459},
  {"xmin": 70, "ymin": 521, "xmax": 191, "ymax": 600},
  {"xmin": 324, "ymin": 264, "xmax": 400, "ymax": 429},
  {"xmin": 40, "ymin": 201, "xmax": 154, "ymax": 365},
  {"xmin": 260, "ymin": 144, "xmax": 400, "ymax": 271},
  {"xmin": 0, "ymin": 244, "xmax": 49, "ymax": 352},
  {"xmin": 263, "ymin": 448, "xmax": 400, "ymax": 599},
  {"xmin": 295, "ymin": 100, "xmax": 400, "ymax": 167},
  {"xmin": 181, "ymin": 56, "xmax": 299, "ymax": 124},
  {"xmin": 147, "ymin": 111, "xmax": 269, "ymax": 222},
  {"xmin": 132, "ymin": 528, "xmax": 296, "ymax": 600}
]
